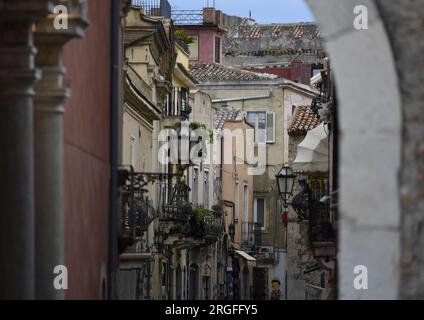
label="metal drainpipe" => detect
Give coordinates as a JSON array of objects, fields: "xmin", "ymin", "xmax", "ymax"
[
  {"xmin": 223, "ymin": 200, "xmax": 236, "ymax": 237},
  {"xmin": 108, "ymin": 0, "xmax": 120, "ymax": 300}
]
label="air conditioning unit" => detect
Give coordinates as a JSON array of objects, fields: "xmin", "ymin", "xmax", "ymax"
[{"xmin": 258, "ymin": 246, "xmax": 274, "ymax": 254}]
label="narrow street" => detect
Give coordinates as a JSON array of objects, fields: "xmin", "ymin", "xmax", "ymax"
[{"xmin": 0, "ymin": 0, "xmax": 423, "ymax": 302}]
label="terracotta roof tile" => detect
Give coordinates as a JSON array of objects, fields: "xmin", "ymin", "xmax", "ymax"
[
  {"xmin": 215, "ymin": 109, "xmax": 240, "ymax": 130},
  {"xmin": 293, "ymin": 25, "xmax": 305, "ymax": 39},
  {"xmin": 288, "ymin": 106, "xmax": 320, "ymax": 135},
  {"xmin": 190, "ymin": 63, "xmax": 279, "ymax": 82}
]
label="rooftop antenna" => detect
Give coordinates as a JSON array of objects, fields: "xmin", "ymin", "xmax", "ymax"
[{"xmin": 206, "ymin": 0, "xmax": 216, "ymax": 8}]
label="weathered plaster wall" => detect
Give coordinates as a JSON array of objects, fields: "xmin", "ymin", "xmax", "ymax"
[
  {"xmin": 286, "ymin": 134, "xmax": 322, "ymax": 300},
  {"xmin": 374, "ymin": 0, "xmax": 424, "ymax": 299},
  {"xmin": 306, "ymin": 0, "xmax": 402, "ymax": 299}
]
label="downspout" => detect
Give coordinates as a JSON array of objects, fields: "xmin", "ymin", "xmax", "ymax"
[
  {"xmin": 223, "ymin": 200, "xmax": 236, "ymax": 236},
  {"xmin": 108, "ymin": 0, "xmax": 120, "ymax": 300}
]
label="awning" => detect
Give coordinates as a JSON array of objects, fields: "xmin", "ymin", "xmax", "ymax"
[
  {"xmin": 293, "ymin": 122, "xmax": 329, "ymax": 173},
  {"xmin": 234, "ymin": 250, "xmax": 256, "ymax": 267}
]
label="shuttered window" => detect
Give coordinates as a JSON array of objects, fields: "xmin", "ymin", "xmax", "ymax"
[
  {"xmin": 266, "ymin": 111, "xmax": 275, "ymax": 143},
  {"xmin": 247, "ymin": 111, "xmax": 275, "ymax": 144}
]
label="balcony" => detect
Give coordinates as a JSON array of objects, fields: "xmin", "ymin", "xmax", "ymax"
[
  {"xmin": 132, "ymin": 0, "xmax": 171, "ymax": 19},
  {"xmin": 163, "ymin": 87, "xmax": 192, "ymax": 128},
  {"xmin": 241, "ymin": 222, "xmax": 262, "ymax": 249},
  {"xmin": 193, "ymin": 208, "xmax": 224, "ymax": 242},
  {"xmin": 127, "ymin": 64, "xmax": 153, "ymax": 102},
  {"xmin": 118, "ymin": 168, "xmax": 159, "ymax": 255},
  {"xmin": 161, "ymin": 200, "xmax": 224, "ymax": 248},
  {"xmin": 254, "ymin": 247, "xmax": 277, "ymax": 265},
  {"xmin": 307, "ymin": 177, "xmax": 336, "ymax": 258},
  {"xmin": 172, "ymin": 10, "xmax": 203, "ymax": 25},
  {"xmin": 205, "ymin": 215, "xmax": 224, "ymax": 240},
  {"xmin": 309, "ymin": 205, "xmax": 336, "ymax": 258}
]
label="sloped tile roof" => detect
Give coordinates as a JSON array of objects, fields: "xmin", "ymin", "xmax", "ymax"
[
  {"xmin": 288, "ymin": 106, "xmax": 320, "ymax": 135},
  {"xmin": 215, "ymin": 109, "xmax": 240, "ymax": 130},
  {"xmin": 190, "ymin": 63, "xmax": 279, "ymax": 82}
]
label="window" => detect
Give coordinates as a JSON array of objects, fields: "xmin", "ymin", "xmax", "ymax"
[
  {"xmin": 215, "ymin": 37, "xmax": 221, "ymax": 63},
  {"xmin": 247, "ymin": 111, "xmax": 275, "ymax": 143},
  {"xmin": 167, "ymin": 88, "xmax": 175, "ymax": 116},
  {"xmin": 189, "ymin": 35, "xmax": 199, "ymax": 61},
  {"xmin": 179, "ymin": 87, "xmax": 189, "ymax": 114},
  {"xmin": 242, "ymin": 184, "xmax": 249, "ymax": 243},
  {"xmin": 311, "ymin": 62, "xmax": 324, "ymax": 77},
  {"xmin": 192, "ymin": 168, "xmax": 199, "ymax": 206},
  {"xmin": 254, "ymin": 198, "xmax": 265, "ymax": 228},
  {"xmin": 203, "ymin": 171, "xmax": 209, "ymax": 209},
  {"xmin": 130, "ymin": 136, "xmax": 136, "ymax": 169}
]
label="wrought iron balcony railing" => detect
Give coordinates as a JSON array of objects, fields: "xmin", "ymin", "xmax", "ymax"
[
  {"xmin": 241, "ymin": 222, "xmax": 262, "ymax": 248},
  {"xmin": 171, "ymin": 10, "xmax": 203, "ymax": 25},
  {"xmin": 309, "ymin": 204, "xmax": 336, "ymax": 244},
  {"xmin": 118, "ymin": 169, "xmax": 183, "ymax": 253},
  {"xmin": 132, "ymin": 0, "xmax": 171, "ymax": 19},
  {"xmin": 204, "ymin": 214, "xmax": 224, "ymax": 238},
  {"xmin": 118, "ymin": 168, "xmax": 160, "ymax": 253},
  {"xmin": 165, "ymin": 87, "xmax": 192, "ymax": 120},
  {"xmin": 160, "ymin": 181, "xmax": 192, "ymax": 221}
]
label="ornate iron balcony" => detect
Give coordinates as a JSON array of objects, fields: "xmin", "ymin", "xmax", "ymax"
[{"xmin": 241, "ymin": 222, "xmax": 262, "ymax": 249}]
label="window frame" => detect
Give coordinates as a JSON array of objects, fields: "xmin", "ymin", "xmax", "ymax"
[
  {"xmin": 246, "ymin": 111, "xmax": 276, "ymax": 144},
  {"xmin": 215, "ymin": 36, "xmax": 221, "ymax": 63},
  {"xmin": 203, "ymin": 170, "xmax": 210, "ymax": 209},
  {"xmin": 189, "ymin": 35, "xmax": 199, "ymax": 61},
  {"xmin": 254, "ymin": 197, "xmax": 266, "ymax": 230},
  {"xmin": 192, "ymin": 167, "xmax": 199, "ymax": 206}
]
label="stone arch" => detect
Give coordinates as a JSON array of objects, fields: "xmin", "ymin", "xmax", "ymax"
[{"xmin": 305, "ymin": 0, "xmax": 402, "ymax": 299}]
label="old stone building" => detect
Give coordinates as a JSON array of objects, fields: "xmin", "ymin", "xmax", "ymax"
[
  {"xmin": 223, "ymin": 19, "xmax": 325, "ymax": 85},
  {"xmin": 285, "ymin": 106, "xmax": 332, "ymax": 300},
  {"xmin": 1, "ymin": 0, "xmax": 424, "ymax": 301},
  {"xmin": 190, "ymin": 62, "xmax": 318, "ymax": 299}
]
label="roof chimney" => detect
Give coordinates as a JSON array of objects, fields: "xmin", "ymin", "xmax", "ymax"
[{"xmin": 203, "ymin": 7, "xmax": 217, "ymax": 24}]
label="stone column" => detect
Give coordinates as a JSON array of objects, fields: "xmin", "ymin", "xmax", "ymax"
[
  {"xmin": 33, "ymin": 0, "xmax": 88, "ymax": 299},
  {"xmin": 0, "ymin": 0, "xmax": 55, "ymax": 299}
]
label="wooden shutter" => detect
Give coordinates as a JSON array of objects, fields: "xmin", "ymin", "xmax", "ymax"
[{"xmin": 266, "ymin": 111, "xmax": 275, "ymax": 143}]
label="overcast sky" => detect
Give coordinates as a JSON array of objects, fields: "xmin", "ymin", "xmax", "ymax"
[{"xmin": 169, "ymin": 0, "xmax": 315, "ymax": 24}]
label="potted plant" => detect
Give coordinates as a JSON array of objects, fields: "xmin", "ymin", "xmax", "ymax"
[{"xmin": 211, "ymin": 203, "xmax": 224, "ymax": 217}]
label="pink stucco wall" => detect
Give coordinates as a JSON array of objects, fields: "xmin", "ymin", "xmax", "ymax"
[
  {"xmin": 183, "ymin": 27, "xmax": 223, "ymax": 64},
  {"xmin": 63, "ymin": 0, "xmax": 111, "ymax": 299}
]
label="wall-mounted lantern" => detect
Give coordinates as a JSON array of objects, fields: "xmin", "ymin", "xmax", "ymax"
[{"xmin": 276, "ymin": 165, "xmax": 296, "ymax": 205}]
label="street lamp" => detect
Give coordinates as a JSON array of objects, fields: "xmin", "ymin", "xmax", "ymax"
[{"xmin": 276, "ymin": 165, "xmax": 296, "ymax": 205}]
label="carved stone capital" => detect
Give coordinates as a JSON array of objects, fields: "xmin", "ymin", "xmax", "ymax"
[{"xmin": 34, "ymin": 0, "xmax": 89, "ymax": 44}]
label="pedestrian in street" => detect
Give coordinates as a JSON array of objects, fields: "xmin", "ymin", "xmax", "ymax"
[{"xmin": 270, "ymin": 279, "xmax": 282, "ymax": 300}]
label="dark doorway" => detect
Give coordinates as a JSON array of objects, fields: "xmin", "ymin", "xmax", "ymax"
[
  {"xmin": 189, "ymin": 263, "xmax": 199, "ymax": 300},
  {"xmin": 252, "ymin": 268, "xmax": 267, "ymax": 300}
]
